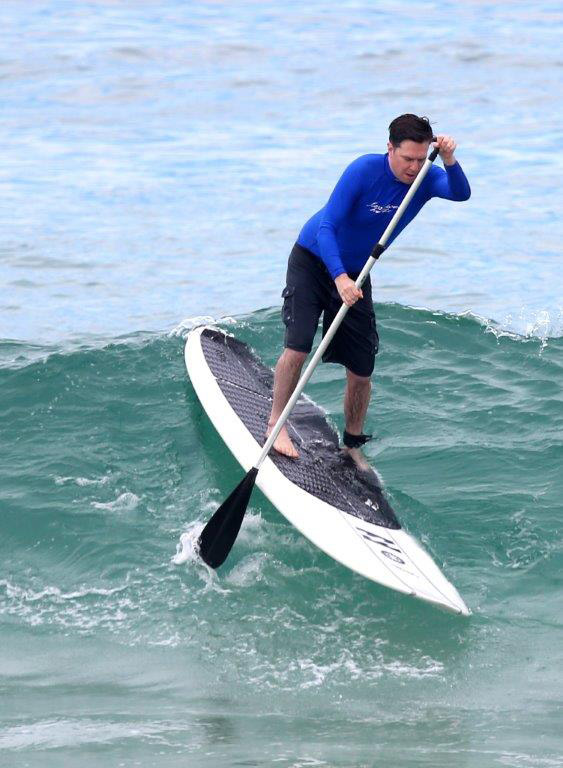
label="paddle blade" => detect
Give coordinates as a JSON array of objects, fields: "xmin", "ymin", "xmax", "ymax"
[{"xmin": 198, "ymin": 467, "xmax": 258, "ymax": 569}]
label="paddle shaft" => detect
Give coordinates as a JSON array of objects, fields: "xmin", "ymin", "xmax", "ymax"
[{"xmin": 256, "ymin": 147, "xmax": 440, "ymax": 468}]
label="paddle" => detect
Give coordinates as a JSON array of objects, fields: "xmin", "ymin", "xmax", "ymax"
[{"xmin": 198, "ymin": 145, "xmax": 440, "ymax": 568}]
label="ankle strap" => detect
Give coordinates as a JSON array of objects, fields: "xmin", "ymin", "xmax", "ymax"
[{"xmin": 343, "ymin": 430, "xmax": 373, "ymax": 449}]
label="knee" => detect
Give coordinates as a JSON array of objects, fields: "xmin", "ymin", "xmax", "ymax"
[
  {"xmin": 347, "ymin": 368, "xmax": 371, "ymax": 383},
  {"xmin": 283, "ymin": 348, "xmax": 308, "ymax": 368},
  {"xmin": 347, "ymin": 370, "xmax": 371, "ymax": 388}
]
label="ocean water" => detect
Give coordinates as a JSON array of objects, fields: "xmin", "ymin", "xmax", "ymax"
[{"xmin": 1, "ymin": 1, "xmax": 562, "ymax": 767}]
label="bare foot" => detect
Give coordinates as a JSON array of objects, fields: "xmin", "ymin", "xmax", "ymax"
[
  {"xmin": 266, "ymin": 423, "xmax": 299, "ymax": 458},
  {"xmin": 342, "ymin": 446, "xmax": 371, "ymax": 473}
]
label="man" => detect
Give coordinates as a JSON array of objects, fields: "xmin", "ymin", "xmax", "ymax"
[{"xmin": 267, "ymin": 114, "xmax": 471, "ymax": 468}]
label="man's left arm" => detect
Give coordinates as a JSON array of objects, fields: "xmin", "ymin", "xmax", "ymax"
[{"xmin": 429, "ymin": 134, "xmax": 471, "ymax": 201}]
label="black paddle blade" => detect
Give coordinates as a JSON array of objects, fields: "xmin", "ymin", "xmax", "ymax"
[{"xmin": 198, "ymin": 467, "xmax": 258, "ymax": 569}]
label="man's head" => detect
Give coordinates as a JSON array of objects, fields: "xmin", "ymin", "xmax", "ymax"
[{"xmin": 387, "ymin": 114, "xmax": 434, "ymax": 184}]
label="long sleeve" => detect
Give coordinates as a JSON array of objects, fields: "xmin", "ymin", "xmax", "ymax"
[
  {"xmin": 316, "ymin": 157, "xmax": 368, "ymax": 279},
  {"xmin": 428, "ymin": 161, "xmax": 471, "ymax": 201}
]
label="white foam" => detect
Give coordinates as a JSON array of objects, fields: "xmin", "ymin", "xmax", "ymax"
[
  {"xmin": 171, "ymin": 523, "xmax": 231, "ymax": 594},
  {"xmin": 91, "ymin": 492, "xmax": 139, "ymax": 512},
  {"xmin": 169, "ymin": 315, "xmax": 238, "ymax": 340},
  {"xmin": 499, "ymin": 307, "xmax": 563, "ymax": 342},
  {"xmin": 384, "ymin": 657, "xmax": 445, "ymax": 679},
  {"xmin": 226, "ymin": 552, "xmax": 268, "ymax": 587},
  {"xmin": 55, "ymin": 475, "xmax": 110, "ymax": 487},
  {"xmin": 236, "ymin": 510, "xmax": 266, "ymax": 545},
  {"xmin": 0, "ymin": 718, "xmax": 175, "ymax": 750},
  {"xmin": 0, "ymin": 580, "xmax": 126, "ymax": 603},
  {"xmin": 171, "ymin": 526, "xmax": 203, "ymax": 566},
  {"xmin": 297, "ymin": 652, "xmax": 363, "ymax": 689},
  {"xmin": 76, "ymin": 476, "xmax": 111, "ymax": 487},
  {"xmin": 409, "ymin": 304, "xmax": 563, "ymax": 343}
]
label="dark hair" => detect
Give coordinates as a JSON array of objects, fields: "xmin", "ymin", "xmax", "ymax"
[{"xmin": 388, "ymin": 114, "xmax": 434, "ymax": 146}]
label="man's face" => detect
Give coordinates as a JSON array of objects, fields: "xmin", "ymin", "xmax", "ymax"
[{"xmin": 387, "ymin": 140, "xmax": 430, "ymax": 184}]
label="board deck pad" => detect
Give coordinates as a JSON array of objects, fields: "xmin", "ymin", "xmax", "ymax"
[{"xmin": 199, "ymin": 327, "xmax": 400, "ymax": 529}]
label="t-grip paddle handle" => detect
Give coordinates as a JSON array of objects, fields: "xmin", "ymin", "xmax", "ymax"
[{"xmin": 257, "ymin": 145, "xmax": 441, "ymax": 468}]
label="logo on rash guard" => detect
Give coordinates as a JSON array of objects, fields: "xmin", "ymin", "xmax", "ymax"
[{"xmin": 368, "ymin": 202, "xmax": 398, "ymax": 215}]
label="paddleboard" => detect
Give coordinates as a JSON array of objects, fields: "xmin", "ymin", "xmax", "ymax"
[{"xmin": 185, "ymin": 325, "xmax": 469, "ymax": 615}]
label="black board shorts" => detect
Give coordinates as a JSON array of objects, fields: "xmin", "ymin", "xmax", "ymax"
[{"xmin": 281, "ymin": 243, "xmax": 379, "ymax": 377}]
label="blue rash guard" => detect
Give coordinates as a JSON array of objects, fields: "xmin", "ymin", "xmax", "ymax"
[{"xmin": 297, "ymin": 153, "xmax": 471, "ymax": 279}]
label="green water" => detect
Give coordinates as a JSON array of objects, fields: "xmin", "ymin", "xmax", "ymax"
[{"xmin": 1, "ymin": 305, "xmax": 562, "ymax": 767}]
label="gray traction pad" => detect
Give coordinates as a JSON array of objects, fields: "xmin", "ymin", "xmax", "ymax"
[{"xmin": 199, "ymin": 328, "xmax": 400, "ymax": 529}]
